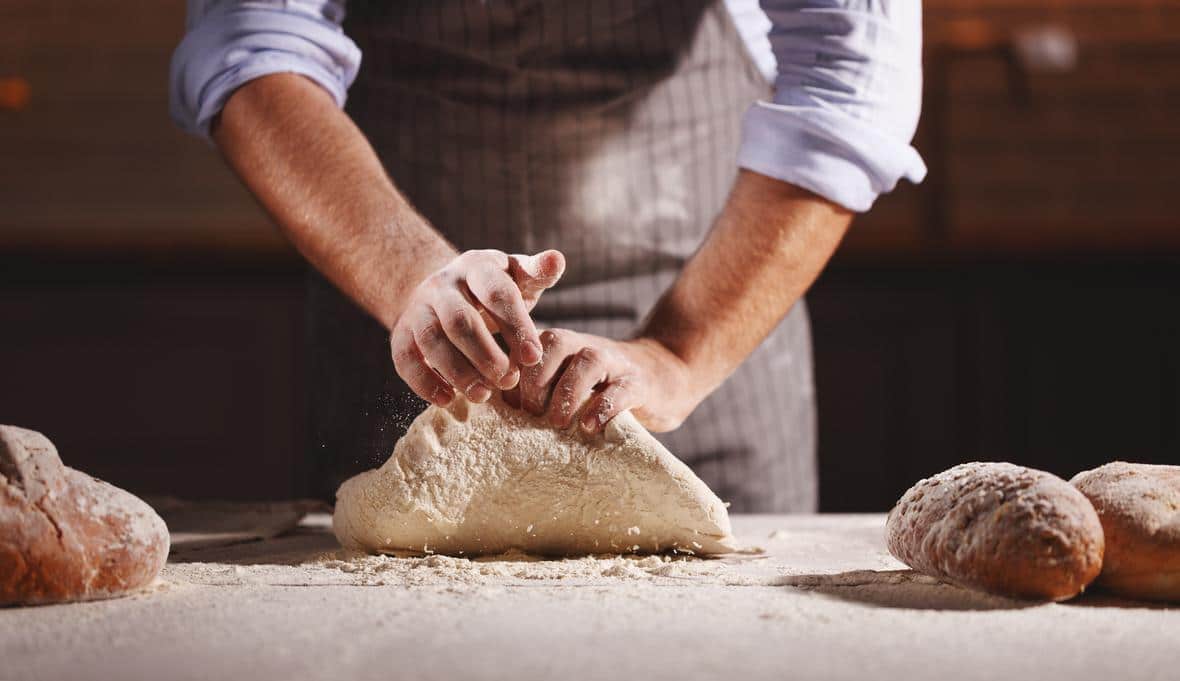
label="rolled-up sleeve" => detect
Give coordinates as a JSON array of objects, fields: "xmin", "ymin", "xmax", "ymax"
[
  {"xmin": 740, "ymin": 1, "xmax": 927, "ymax": 212},
  {"xmin": 169, "ymin": 0, "xmax": 362, "ymax": 139}
]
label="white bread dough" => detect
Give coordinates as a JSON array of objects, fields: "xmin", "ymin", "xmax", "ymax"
[{"xmin": 333, "ymin": 396, "xmax": 735, "ymax": 556}]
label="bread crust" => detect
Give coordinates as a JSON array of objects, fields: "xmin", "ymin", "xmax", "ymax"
[
  {"xmin": 0, "ymin": 425, "xmax": 169, "ymax": 606},
  {"xmin": 1071, "ymin": 462, "xmax": 1180, "ymax": 602},
  {"xmin": 887, "ymin": 462, "xmax": 1104, "ymax": 601}
]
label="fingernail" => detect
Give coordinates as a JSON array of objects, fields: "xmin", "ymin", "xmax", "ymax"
[
  {"xmin": 499, "ymin": 369, "xmax": 520, "ymax": 390},
  {"xmin": 580, "ymin": 415, "xmax": 598, "ymax": 433},
  {"xmin": 521, "ymin": 341, "xmax": 542, "ymax": 366},
  {"xmin": 433, "ymin": 388, "xmax": 454, "ymax": 407},
  {"xmin": 543, "ymin": 250, "xmax": 565, "ymax": 276},
  {"xmin": 467, "ymin": 384, "xmax": 492, "ymax": 403}
]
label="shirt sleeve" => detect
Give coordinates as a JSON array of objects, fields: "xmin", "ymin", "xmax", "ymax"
[
  {"xmin": 169, "ymin": 0, "xmax": 362, "ymax": 139},
  {"xmin": 740, "ymin": 1, "xmax": 927, "ymax": 212}
]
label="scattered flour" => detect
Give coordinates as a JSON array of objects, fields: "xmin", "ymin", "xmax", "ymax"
[
  {"xmin": 316, "ymin": 549, "xmax": 735, "ymax": 586},
  {"xmin": 162, "ymin": 545, "xmax": 760, "ymax": 589}
]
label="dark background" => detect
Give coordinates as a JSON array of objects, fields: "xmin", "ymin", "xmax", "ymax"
[{"xmin": 2, "ymin": 1, "xmax": 1177, "ymax": 511}]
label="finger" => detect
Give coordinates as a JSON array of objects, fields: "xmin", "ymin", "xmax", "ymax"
[
  {"xmin": 501, "ymin": 386, "xmax": 522, "ymax": 410},
  {"xmin": 466, "ymin": 268, "xmax": 543, "ymax": 366},
  {"xmin": 518, "ymin": 329, "xmax": 569, "ymax": 415},
  {"xmin": 580, "ymin": 379, "xmax": 636, "ymax": 433},
  {"xmin": 433, "ymin": 293, "xmax": 514, "ymax": 390},
  {"xmin": 508, "ymin": 250, "xmax": 566, "ymax": 304},
  {"xmin": 546, "ymin": 347, "xmax": 610, "ymax": 429},
  {"xmin": 390, "ymin": 326, "xmax": 454, "ymax": 406},
  {"xmin": 413, "ymin": 312, "xmax": 494, "ymax": 403}
]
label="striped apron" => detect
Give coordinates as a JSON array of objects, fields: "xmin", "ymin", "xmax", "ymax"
[{"xmin": 307, "ymin": 0, "xmax": 818, "ymax": 512}]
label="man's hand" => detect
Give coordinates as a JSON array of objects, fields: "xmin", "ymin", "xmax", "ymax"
[
  {"xmin": 391, "ymin": 249, "xmax": 565, "ymax": 407},
  {"xmin": 510, "ymin": 330, "xmax": 696, "ymax": 434},
  {"xmin": 511, "ymin": 171, "xmax": 852, "ymax": 434},
  {"xmin": 213, "ymin": 75, "xmax": 568, "ymax": 408}
]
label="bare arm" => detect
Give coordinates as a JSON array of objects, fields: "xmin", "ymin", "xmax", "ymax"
[
  {"xmin": 213, "ymin": 73, "xmax": 564, "ymax": 403},
  {"xmin": 515, "ymin": 170, "xmax": 851, "ymax": 432},
  {"xmin": 639, "ymin": 170, "xmax": 852, "ymax": 410},
  {"xmin": 212, "ymin": 72, "xmax": 453, "ymax": 329}
]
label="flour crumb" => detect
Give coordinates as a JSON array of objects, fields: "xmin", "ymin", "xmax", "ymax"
[{"xmin": 301, "ymin": 549, "xmax": 730, "ymax": 587}]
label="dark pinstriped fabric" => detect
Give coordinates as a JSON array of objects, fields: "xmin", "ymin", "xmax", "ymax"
[{"xmin": 308, "ymin": 0, "xmax": 817, "ymax": 512}]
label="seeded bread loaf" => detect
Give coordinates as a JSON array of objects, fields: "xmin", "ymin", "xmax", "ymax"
[
  {"xmin": 1071, "ymin": 462, "xmax": 1180, "ymax": 602},
  {"xmin": 887, "ymin": 462, "xmax": 1104, "ymax": 601},
  {"xmin": 0, "ymin": 425, "xmax": 169, "ymax": 606}
]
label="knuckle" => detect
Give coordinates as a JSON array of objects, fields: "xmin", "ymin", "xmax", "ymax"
[
  {"xmin": 576, "ymin": 347, "xmax": 602, "ymax": 365},
  {"xmin": 408, "ymin": 358, "xmax": 438, "ymax": 380},
  {"xmin": 468, "ymin": 249, "xmax": 503, "ymax": 267},
  {"xmin": 391, "ymin": 348, "xmax": 415, "ymax": 368},
  {"xmin": 417, "ymin": 322, "xmax": 446, "ymax": 345},
  {"xmin": 434, "ymin": 354, "xmax": 466, "ymax": 378},
  {"xmin": 486, "ymin": 286, "xmax": 513, "ymax": 309},
  {"xmin": 425, "ymin": 271, "xmax": 452, "ymax": 290},
  {"xmin": 389, "ymin": 339, "xmax": 417, "ymax": 367},
  {"xmin": 443, "ymin": 308, "xmax": 476, "ymax": 336},
  {"xmin": 398, "ymin": 361, "xmax": 431, "ymax": 386}
]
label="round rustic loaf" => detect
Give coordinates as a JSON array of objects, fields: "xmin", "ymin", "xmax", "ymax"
[
  {"xmin": 1071, "ymin": 462, "xmax": 1180, "ymax": 602},
  {"xmin": 886, "ymin": 462, "xmax": 1104, "ymax": 601},
  {"xmin": 0, "ymin": 425, "xmax": 169, "ymax": 606}
]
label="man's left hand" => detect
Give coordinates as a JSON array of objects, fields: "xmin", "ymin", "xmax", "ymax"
[{"xmin": 508, "ymin": 330, "xmax": 698, "ymax": 434}]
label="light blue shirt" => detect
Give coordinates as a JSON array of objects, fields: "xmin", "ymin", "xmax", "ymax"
[{"xmin": 171, "ymin": 0, "xmax": 926, "ymax": 212}]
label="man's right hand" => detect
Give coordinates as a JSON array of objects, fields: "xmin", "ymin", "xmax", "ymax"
[
  {"xmin": 210, "ymin": 75, "xmax": 565, "ymax": 407},
  {"xmin": 391, "ymin": 249, "xmax": 565, "ymax": 407}
]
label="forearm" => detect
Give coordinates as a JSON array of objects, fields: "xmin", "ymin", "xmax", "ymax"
[
  {"xmin": 212, "ymin": 73, "xmax": 454, "ymax": 329},
  {"xmin": 640, "ymin": 169, "xmax": 852, "ymax": 398}
]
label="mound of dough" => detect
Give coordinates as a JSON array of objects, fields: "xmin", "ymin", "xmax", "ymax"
[{"xmin": 333, "ymin": 397, "xmax": 736, "ymax": 556}]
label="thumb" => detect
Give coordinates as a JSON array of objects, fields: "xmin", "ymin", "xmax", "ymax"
[{"xmin": 509, "ymin": 249, "xmax": 565, "ymax": 299}]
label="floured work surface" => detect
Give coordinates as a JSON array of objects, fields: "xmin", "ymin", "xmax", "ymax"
[{"xmin": 3, "ymin": 514, "xmax": 1177, "ymax": 681}]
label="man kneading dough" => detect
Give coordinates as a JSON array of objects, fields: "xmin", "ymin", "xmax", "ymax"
[{"xmin": 170, "ymin": 1, "xmax": 925, "ymax": 511}]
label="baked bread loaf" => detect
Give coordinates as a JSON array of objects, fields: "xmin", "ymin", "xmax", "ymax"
[
  {"xmin": 1071, "ymin": 462, "xmax": 1180, "ymax": 602},
  {"xmin": 0, "ymin": 425, "xmax": 169, "ymax": 605},
  {"xmin": 887, "ymin": 462, "xmax": 1104, "ymax": 601}
]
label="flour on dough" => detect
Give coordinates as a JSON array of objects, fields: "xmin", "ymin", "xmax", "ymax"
[{"xmin": 333, "ymin": 396, "xmax": 736, "ymax": 556}]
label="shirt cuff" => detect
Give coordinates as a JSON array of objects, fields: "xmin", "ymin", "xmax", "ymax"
[
  {"xmin": 738, "ymin": 101, "xmax": 928, "ymax": 213},
  {"xmin": 170, "ymin": 7, "xmax": 361, "ymax": 140}
]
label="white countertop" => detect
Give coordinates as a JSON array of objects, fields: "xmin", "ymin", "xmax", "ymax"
[{"xmin": 3, "ymin": 513, "xmax": 1176, "ymax": 681}]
